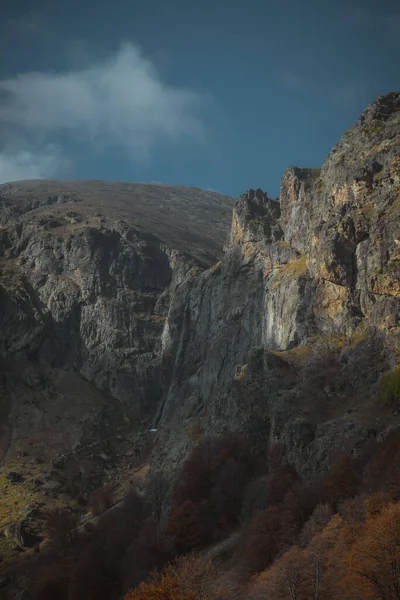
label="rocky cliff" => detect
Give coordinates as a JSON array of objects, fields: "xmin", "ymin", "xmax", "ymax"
[
  {"xmin": 151, "ymin": 91, "xmax": 400, "ymax": 478},
  {"xmin": 0, "ymin": 183, "xmax": 233, "ymax": 565},
  {"xmin": 0, "ymin": 92, "xmax": 400, "ymax": 566}
]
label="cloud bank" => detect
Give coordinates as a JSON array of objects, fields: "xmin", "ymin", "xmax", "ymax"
[
  {"xmin": 0, "ymin": 147, "xmax": 65, "ymax": 183},
  {"xmin": 0, "ymin": 43, "xmax": 206, "ymax": 183}
]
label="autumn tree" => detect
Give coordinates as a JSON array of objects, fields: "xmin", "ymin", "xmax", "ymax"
[
  {"xmin": 240, "ymin": 505, "xmax": 283, "ymax": 575},
  {"xmin": 44, "ymin": 508, "xmax": 79, "ymax": 558},
  {"xmin": 168, "ymin": 433, "xmax": 254, "ymax": 552},
  {"xmin": 258, "ymin": 546, "xmax": 306, "ymax": 600},
  {"xmin": 168, "ymin": 500, "xmax": 211, "ymax": 553},
  {"xmin": 31, "ymin": 564, "xmax": 69, "ymax": 600},
  {"xmin": 344, "ymin": 502, "xmax": 400, "ymax": 600},
  {"xmin": 301, "ymin": 514, "xmax": 344, "ymax": 600},
  {"xmin": 299, "ymin": 503, "xmax": 333, "ymax": 546},
  {"xmin": 268, "ymin": 464, "xmax": 299, "ymax": 506},
  {"xmin": 362, "ymin": 430, "xmax": 400, "ymax": 499},
  {"xmin": 89, "ymin": 482, "xmax": 114, "ymax": 517},
  {"xmin": 124, "ymin": 554, "xmax": 226, "ymax": 600},
  {"xmin": 124, "ymin": 571, "xmax": 193, "ymax": 600},
  {"xmin": 120, "ymin": 518, "xmax": 174, "ymax": 591},
  {"xmin": 322, "ymin": 453, "xmax": 359, "ymax": 507}
]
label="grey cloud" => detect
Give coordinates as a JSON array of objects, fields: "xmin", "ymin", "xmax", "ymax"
[
  {"xmin": 0, "ymin": 147, "xmax": 66, "ymax": 184},
  {"xmin": 0, "ymin": 43, "xmax": 206, "ymax": 182}
]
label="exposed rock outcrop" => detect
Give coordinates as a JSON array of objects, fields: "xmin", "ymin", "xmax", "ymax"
[
  {"xmin": 153, "ymin": 91, "xmax": 400, "ymax": 476},
  {"xmin": 0, "ymin": 92, "xmax": 399, "ymax": 504}
]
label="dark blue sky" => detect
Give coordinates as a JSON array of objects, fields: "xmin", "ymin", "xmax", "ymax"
[{"xmin": 0, "ymin": 0, "xmax": 399, "ymax": 197}]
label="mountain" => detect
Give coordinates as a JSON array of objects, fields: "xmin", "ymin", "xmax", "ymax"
[
  {"xmin": 0, "ymin": 180, "xmax": 233, "ymax": 266},
  {"xmin": 0, "ymin": 91, "xmax": 399, "ymax": 598}
]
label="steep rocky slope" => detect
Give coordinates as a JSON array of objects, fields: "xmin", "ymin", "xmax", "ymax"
[
  {"xmin": 0, "ymin": 91, "xmax": 399, "ymax": 572},
  {"xmin": 154, "ymin": 91, "xmax": 400, "ymax": 477},
  {"xmin": 0, "ymin": 183, "xmax": 233, "ymax": 564},
  {"xmin": 0, "ymin": 182, "xmax": 232, "ymax": 424}
]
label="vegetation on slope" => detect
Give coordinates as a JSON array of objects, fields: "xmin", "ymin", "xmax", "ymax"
[{"xmin": 3, "ymin": 428, "xmax": 400, "ymax": 600}]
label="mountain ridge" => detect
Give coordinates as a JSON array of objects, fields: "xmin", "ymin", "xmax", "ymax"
[
  {"xmin": 0, "ymin": 179, "xmax": 233, "ymax": 267},
  {"xmin": 0, "ymin": 91, "xmax": 399, "ymax": 597}
]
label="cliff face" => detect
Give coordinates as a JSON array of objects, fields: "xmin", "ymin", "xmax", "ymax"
[
  {"xmin": 0, "ymin": 92, "xmax": 400, "ymax": 492},
  {"xmin": 154, "ymin": 91, "xmax": 400, "ymax": 476},
  {"xmin": 0, "ymin": 184, "xmax": 232, "ymax": 481}
]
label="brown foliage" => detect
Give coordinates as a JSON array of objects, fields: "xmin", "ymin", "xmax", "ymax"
[
  {"xmin": 237, "ymin": 465, "xmax": 318, "ymax": 577},
  {"xmin": 240, "ymin": 505, "xmax": 283, "ymax": 575},
  {"xmin": 124, "ymin": 571, "xmax": 191, "ymax": 600},
  {"xmin": 168, "ymin": 433, "xmax": 253, "ymax": 552},
  {"xmin": 258, "ymin": 546, "xmax": 306, "ymax": 600},
  {"xmin": 322, "ymin": 453, "xmax": 359, "ymax": 506},
  {"xmin": 89, "ymin": 482, "xmax": 114, "ymax": 517},
  {"xmin": 299, "ymin": 503, "xmax": 333, "ymax": 547},
  {"xmin": 124, "ymin": 554, "xmax": 226, "ymax": 600},
  {"xmin": 31, "ymin": 564, "xmax": 69, "ymax": 600},
  {"xmin": 44, "ymin": 508, "xmax": 79, "ymax": 557},
  {"xmin": 343, "ymin": 502, "xmax": 400, "ymax": 600},
  {"xmin": 362, "ymin": 430, "xmax": 400, "ymax": 499},
  {"xmin": 268, "ymin": 464, "xmax": 299, "ymax": 506},
  {"xmin": 168, "ymin": 500, "xmax": 211, "ymax": 554},
  {"xmin": 68, "ymin": 553, "xmax": 118, "ymax": 600},
  {"xmin": 172, "ymin": 433, "xmax": 251, "ymax": 507},
  {"xmin": 68, "ymin": 489, "xmax": 148, "ymax": 600},
  {"xmin": 120, "ymin": 518, "xmax": 174, "ymax": 591}
]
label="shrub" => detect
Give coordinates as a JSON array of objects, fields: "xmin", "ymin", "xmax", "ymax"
[
  {"xmin": 31, "ymin": 564, "xmax": 69, "ymax": 600},
  {"xmin": 89, "ymin": 482, "xmax": 114, "ymax": 517},
  {"xmin": 362, "ymin": 430, "xmax": 400, "ymax": 499},
  {"xmin": 172, "ymin": 433, "xmax": 251, "ymax": 507},
  {"xmin": 124, "ymin": 572, "xmax": 189, "ymax": 600},
  {"xmin": 43, "ymin": 508, "xmax": 78, "ymax": 556},
  {"xmin": 120, "ymin": 518, "xmax": 174, "ymax": 591},
  {"xmin": 268, "ymin": 464, "xmax": 299, "ymax": 506},
  {"xmin": 378, "ymin": 365, "xmax": 400, "ymax": 405},
  {"xmin": 124, "ymin": 554, "xmax": 225, "ymax": 600},
  {"xmin": 239, "ymin": 505, "xmax": 283, "ymax": 575},
  {"xmin": 168, "ymin": 433, "xmax": 254, "ymax": 552},
  {"xmin": 168, "ymin": 500, "xmax": 211, "ymax": 553},
  {"xmin": 322, "ymin": 454, "xmax": 360, "ymax": 507}
]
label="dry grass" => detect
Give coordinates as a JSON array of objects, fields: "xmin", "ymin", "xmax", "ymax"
[
  {"xmin": 281, "ymin": 255, "xmax": 307, "ymax": 277},
  {"xmin": 234, "ymin": 364, "xmax": 247, "ymax": 381},
  {"xmin": 0, "ymin": 180, "xmax": 234, "ymax": 266},
  {"xmin": 271, "ymin": 345, "xmax": 313, "ymax": 366},
  {"xmin": 209, "ymin": 261, "xmax": 222, "ymax": 273},
  {"xmin": 349, "ymin": 322, "xmax": 368, "ymax": 349},
  {"xmin": 0, "ymin": 456, "xmax": 68, "ymax": 564},
  {"xmin": 272, "ymin": 255, "xmax": 308, "ymax": 289}
]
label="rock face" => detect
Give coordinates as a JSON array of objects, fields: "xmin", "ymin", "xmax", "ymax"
[
  {"xmin": 0, "ymin": 183, "xmax": 232, "ymax": 422},
  {"xmin": 0, "ymin": 92, "xmax": 400, "ymax": 487},
  {"xmin": 154, "ymin": 91, "xmax": 400, "ymax": 476}
]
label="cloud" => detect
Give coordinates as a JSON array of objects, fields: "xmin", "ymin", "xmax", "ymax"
[
  {"xmin": 0, "ymin": 43, "xmax": 207, "ymax": 182},
  {"xmin": 0, "ymin": 146, "xmax": 66, "ymax": 184}
]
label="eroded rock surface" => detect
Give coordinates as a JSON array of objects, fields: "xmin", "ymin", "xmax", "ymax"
[{"xmin": 0, "ymin": 93, "xmax": 399, "ymax": 502}]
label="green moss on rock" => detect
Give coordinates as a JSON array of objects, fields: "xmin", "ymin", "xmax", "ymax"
[{"xmin": 379, "ymin": 365, "xmax": 400, "ymax": 405}]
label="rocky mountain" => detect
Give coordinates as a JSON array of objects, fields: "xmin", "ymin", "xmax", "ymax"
[
  {"xmin": 153, "ymin": 91, "xmax": 400, "ymax": 477},
  {"xmin": 0, "ymin": 91, "xmax": 399, "ymax": 580}
]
